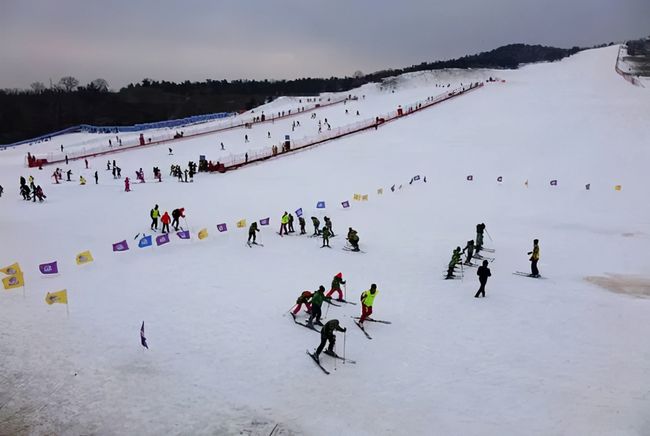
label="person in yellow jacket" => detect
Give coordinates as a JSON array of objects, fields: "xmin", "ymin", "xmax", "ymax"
[
  {"xmin": 79, "ymin": 176, "xmax": 86, "ymax": 185},
  {"xmin": 528, "ymin": 239, "xmax": 540, "ymax": 278},
  {"xmin": 279, "ymin": 211, "xmax": 289, "ymax": 236},
  {"xmin": 150, "ymin": 204, "xmax": 160, "ymax": 230},
  {"xmin": 359, "ymin": 284, "xmax": 378, "ymax": 325}
]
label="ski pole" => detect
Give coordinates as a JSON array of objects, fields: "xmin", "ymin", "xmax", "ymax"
[
  {"xmin": 343, "ymin": 283, "xmax": 347, "ymax": 301},
  {"xmin": 485, "ymin": 229, "xmax": 493, "ymax": 242},
  {"xmin": 325, "ymin": 301, "xmax": 331, "ymax": 318},
  {"xmin": 343, "ymin": 330, "xmax": 346, "ymax": 365},
  {"xmin": 183, "ymin": 217, "xmax": 189, "ymax": 231},
  {"xmin": 460, "ymin": 261, "xmax": 464, "ymax": 282}
]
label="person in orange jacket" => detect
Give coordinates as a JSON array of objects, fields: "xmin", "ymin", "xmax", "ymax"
[{"xmin": 161, "ymin": 212, "xmax": 171, "ymax": 233}]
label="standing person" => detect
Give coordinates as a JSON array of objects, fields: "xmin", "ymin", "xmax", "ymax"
[
  {"xmin": 288, "ymin": 213, "xmax": 295, "ymax": 233},
  {"xmin": 0, "ymin": 185, "xmax": 3, "ymax": 197},
  {"xmin": 124, "ymin": 177, "xmax": 131, "ymax": 192},
  {"xmin": 161, "ymin": 211, "xmax": 171, "ymax": 233},
  {"xmin": 528, "ymin": 239, "xmax": 540, "ymax": 277},
  {"xmin": 307, "ymin": 286, "xmax": 329, "ymax": 327},
  {"xmin": 106, "ymin": 161, "xmax": 111, "ymax": 171},
  {"xmin": 446, "ymin": 247, "xmax": 462, "ymax": 279},
  {"xmin": 117, "ymin": 167, "xmax": 122, "ymax": 178},
  {"xmin": 313, "ymin": 319, "xmax": 346, "ymax": 362},
  {"xmin": 462, "ymin": 240, "xmax": 475, "ymax": 265},
  {"xmin": 60, "ymin": 144, "xmax": 64, "ymax": 152},
  {"xmin": 66, "ymin": 169, "xmax": 72, "ymax": 181},
  {"xmin": 347, "ymin": 227, "xmax": 360, "ymax": 251},
  {"xmin": 475, "ymin": 223, "xmax": 486, "ymax": 252},
  {"xmin": 171, "ymin": 208, "xmax": 185, "ymax": 231},
  {"xmin": 311, "ymin": 216, "xmax": 321, "ymax": 236},
  {"xmin": 324, "ymin": 216, "xmax": 334, "ymax": 236},
  {"xmin": 279, "ymin": 212, "xmax": 289, "ymax": 236},
  {"xmin": 220, "ymin": 142, "xmax": 225, "ymax": 150},
  {"xmin": 150, "ymin": 205, "xmax": 160, "ymax": 230},
  {"xmin": 85, "ymin": 158, "xmax": 89, "ymax": 169},
  {"xmin": 65, "ymin": 155, "xmax": 69, "ymax": 165},
  {"xmin": 112, "ymin": 166, "xmax": 117, "ymax": 179},
  {"xmin": 321, "ymin": 225, "xmax": 331, "ymax": 248},
  {"xmin": 326, "ymin": 272, "xmax": 346, "ymax": 301},
  {"xmin": 299, "ymin": 216, "xmax": 306, "ymax": 235},
  {"xmin": 94, "ymin": 171, "xmax": 98, "ymax": 184},
  {"xmin": 292, "ymin": 291, "xmax": 312, "ymax": 315},
  {"xmin": 359, "ymin": 284, "xmax": 378, "ymax": 325},
  {"xmin": 475, "ymin": 260, "xmax": 491, "ymax": 298},
  {"xmin": 248, "ymin": 222, "xmax": 260, "ymax": 244}
]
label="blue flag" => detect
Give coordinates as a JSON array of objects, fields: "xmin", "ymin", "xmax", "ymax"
[
  {"xmin": 138, "ymin": 235, "xmax": 153, "ymax": 248},
  {"xmin": 316, "ymin": 201, "xmax": 325, "ymax": 209},
  {"xmin": 295, "ymin": 208, "xmax": 303, "ymax": 217}
]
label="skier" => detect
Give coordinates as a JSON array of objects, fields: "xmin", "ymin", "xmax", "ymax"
[
  {"xmin": 94, "ymin": 171, "xmax": 98, "ymax": 184},
  {"xmin": 84, "ymin": 158, "xmax": 88, "ymax": 169},
  {"xmin": 313, "ymin": 319, "xmax": 346, "ymax": 362},
  {"xmin": 79, "ymin": 176, "xmax": 86, "ymax": 185},
  {"xmin": 528, "ymin": 239, "xmax": 540, "ymax": 277},
  {"xmin": 292, "ymin": 291, "xmax": 312, "ymax": 315},
  {"xmin": 307, "ymin": 286, "xmax": 330, "ymax": 327},
  {"xmin": 124, "ymin": 177, "xmax": 131, "ymax": 192},
  {"xmin": 20, "ymin": 184, "xmax": 30, "ymax": 201},
  {"xmin": 288, "ymin": 213, "xmax": 295, "ymax": 233},
  {"xmin": 150, "ymin": 205, "xmax": 160, "ymax": 230},
  {"xmin": 462, "ymin": 240, "xmax": 475, "ymax": 265},
  {"xmin": 34, "ymin": 185, "xmax": 46, "ymax": 202},
  {"xmin": 171, "ymin": 208, "xmax": 185, "ymax": 231},
  {"xmin": 446, "ymin": 247, "xmax": 462, "ymax": 279},
  {"xmin": 326, "ymin": 272, "xmax": 346, "ymax": 301},
  {"xmin": 475, "ymin": 260, "xmax": 491, "ymax": 298},
  {"xmin": 245, "ymin": 134, "xmax": 249, "ymax": 143},
  {"xmin": 324, "ymin": 216, "xmax": 334, "ymax": 236},
  {"xmin": 311, "ymin": 216, "xmax": 321, "ymax": 236},
  {"xmin": 66, "ymin": 169, "xmax": 72, "ymax": 181},
  {"xmin": 321, "ymin": 225, "xmax": 331, "ymax": 248},
  {"xmin": 359, "ymin": 284, "xmax": 378, "ymax": 325},
  {"xmin": 475, "ymin": 223, "xmax": 486, "ymax": 252},
  {"xmin": 161, "ymin": 211, "xmax": 171, "ymax": 233},
  {"xmin": 279, "ymin": 212, "xmax": 289, "ymax": 236},
  {"xmin": 347, "ymin": 227, "xmax": 360, "ymax": 251},
  {"xmin": 220, "ymin": 142, "xmax": 225, "ymax": 150},
  {"xmin": 299, "ymin": 216, "xmax": 306, "ymax": 235},
  {"xmin": 248, "ymin": 222, "xmax": 260, "ymax": 244},
  {"xmin": 0, "ymin": 185, "xmax": 3, "ymax": 197}
]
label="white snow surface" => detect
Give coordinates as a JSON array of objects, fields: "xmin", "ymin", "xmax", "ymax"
[{"xmin": 1, "ymin": 45, "xmax": 650, "ymax": 436}]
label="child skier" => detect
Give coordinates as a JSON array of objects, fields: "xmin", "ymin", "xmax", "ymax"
[
  {"xmin": 171, "ymin": 208, "xmax": 185, "ymax": 231},
  {"xmin": 475, "ymin": 223, "xmax": 486, "ymax": 252},
  {"xmin": 292, "ymin": 291, "xmax": 313, "ymax": 315},
  {"xmin": 359, "ymin": 284, "xmax": 378, "ymax": 325},
  {"xmin": 446, "ymin": 247, "xmax": 462, "ymax": 279},
  {"xmin": 307, "ymin": 286, "xmax": 330, "ymax": 327},
  {"xmin": 326, "ymin": 272, "xmax": 346, "ymax": 301},
  {"xmin": 347, "ymin": 228, "xmax": 360, "ymax": 251},
  {"xmin": 161, "ymin": 211, "xmax": 171, "ymax": 233},
  {"xmin": 314, "ymin": 319, "xmax": 346, "ymax": 362},
  {"xmin": 124, "ymin": 177, "xmax": 131, "ymax": 192},
  {"xmin": 321, "ymin": 225, "xmax": 331, "ymax": 248},
  {"xmin": 311, "ymin": 216, "xmax": 321, "ymax": 236},
  {"xmin": 528, "ymin": 239, "xmax": 540, "ymax": 277},
  {"xmin": 279, "ymin": 212, "xmax": 289, "ymax": 236},
  {"xmin": 324, "ymin": 216, "xmax": 334, "ymax": 236},
  {"xmin": 299, "ymin": 216, "xmax": 306, "ymax": 235},
  {"xmin": 248, "ymin": 222, "xmax": 260, "ymax": 244},
  {"xmin": 462, "ymin": 240, "xmax": 475, "ymax": 265}
]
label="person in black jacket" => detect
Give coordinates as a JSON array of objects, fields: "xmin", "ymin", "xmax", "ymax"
[
  {"xmin": 314, "ymin": 319, "xmax": 346, "ymax": 362},
  {"xmin": 475, "ymin": 260, "xmax": 491, "ymax": 298}
]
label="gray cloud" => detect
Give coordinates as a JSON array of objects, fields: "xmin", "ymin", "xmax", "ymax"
[{"xmin": 0, "ymin": 0, "xmax": 648, "ymax": 89}]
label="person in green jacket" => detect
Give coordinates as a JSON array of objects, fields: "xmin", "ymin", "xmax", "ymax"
[
  {"xmin": 321, "ymin": 225, "xmax": 331, "ymax": 248},
  {"xmin": 347, "ymin": 227, "xmax": 360, "ymax": 251},
  {"xmin": 324, "ymin": 216, "xmax": 334, "ymax": 236},
  {"xmin": 326, "ymin": 272, "xmax": 346, "ymax": 300},
  {"xmin": 299, "ymin": 216, "xmax": 306, "ymax": 235},
  {"xmin": 311, "ymin": 216, "xmax": 321, "ymax": 236},
  {"xmin": 248, "ymin": 222, "xmax": 259, "ymax": 244},
  {"xmin": 314, "ymin": 319, "xmax": 346, "ymax": 362},
  {"xmin": 279, "ymin": 212, "xmax": 289, "ymax": 236},
  {"xmin": 359, "ymin": 284, "xmax": 378, "ymax": 325},
  {"xmin": 307, "ymin": 286, "xmax": 330, "ymax": 327},
  {"xmin": 446, "ymin": 247, "xmax": 462, "ymax": 279},
  {"xmin": 150, "ymin": 204, "xmax": 160, "ymax": 230},
  {"xmin": 462, "ymin": 240, "xmax": 475, "ymax": 265}
]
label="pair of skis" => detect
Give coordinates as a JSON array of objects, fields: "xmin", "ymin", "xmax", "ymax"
[
  {"xmin": 246, "ymin": 241, "xmax": 264, "ymax": 248},
  {"xmin": 513, "ymin": 271, "xmax": 546, "ymax": 279},
  {"xmin": 306, "ymin": 350, "xmax": 356, "ymax": 375},
  {"xmin": 352, "ymin": 317, "xmax": 392, "ymax": 340}
]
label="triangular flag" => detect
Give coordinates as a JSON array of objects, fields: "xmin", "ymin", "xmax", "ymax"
[
  {"xmin": 138, "ymin": 235, "xmax": 153, "ymax": 248},
  {"xmin": 156, "ymin": 234, "xmax": 170, "ymax": 246},
  {"xmin": 341, "ymin": 201, "xmax": 350, "ymax": 208},
  {"xmin": 198, "ymin": 228, "xmax": 209, "ymax": 239},
  {"xmin": 140, "ymin": 321, "xmax": 148, "ymax": 349},
  {"xmin": 112, "ymin": 240, "xmax": 129, "ymax": 252},
  {"xmin": 0, "ymin": 262, "xmax": 21, "ymax": 275},
  {"xmin": 177, "ymin": 230, "xmax": 191, "ymax": 240},
  {"xmin": 259, "ymin": 217, "xmax": 270, "ymax": 226},
  {"xmin": 39, "ymin": 261, "xmax": 59, "ymax": 275},
  {"xmin": 2, "ymin": 272, "xmax": 24, "ymax": 290},
  {"xmin": 45, "ymin": 289, "xmax": 67, "ymax": 305},
  {"xmin": 316, "ymin": 201, "xmax": 325, "ymax": 209},
  {"xmin": 217, "ymin": 223, "xmax": 227, "ymax": 232},
  {"xmin": 236, "ymin": 219, "xmax": 246, "ymax": 228},
  {"xmin": 76, "ymin": 250, "xmax": 94, "ymax": 265}
]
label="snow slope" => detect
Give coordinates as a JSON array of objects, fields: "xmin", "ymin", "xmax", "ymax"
[{"xmin": 1, "ymin": 45, "xmax": 649, "ymax": 436}]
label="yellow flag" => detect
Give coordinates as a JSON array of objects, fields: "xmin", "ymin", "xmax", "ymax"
[
  {"xmin": 362, "ymin": 194, "xmax": 369, "ymax": 201},
  {"xmin": 2, "ymin": 272, "xmax": 24, "ymax": 290},
  {"xmin": 0, "ymin": 262, "xmax": 21, "ymax": 276},
  {"xmin": 198, "ymin": 228, "xmax": 209, "ymax": 240},
  {"xmin": 237, "ymin": 219, "xmax": 246, "ymax": 228},
  {"xmin": 76, "ymin": 250, "xmax": 94, "ymax": 265},
  {"xmin": 377, "ymin": 188, "xmax": 383, "ymax": 195},
  {"xmin": 45, "ymin": 289, "xmax": 68, "ymax": 305},
  {"xmin": 614, "ymin": 185, "xmax": 622, "ymax": 191},
  {"xmin": 353, "ymin": 194, "xmax": 361, "ymax": 201}
]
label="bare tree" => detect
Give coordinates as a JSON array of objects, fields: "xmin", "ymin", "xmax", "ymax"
[
  {"xmin": 30, "ymin": 82, "xmax": 47, "ymax": 93},
  {"xmin": 58, "ymin": 76, "xmax": 79, "ymax": 92},
  {"xmin": 90, "ymin": 78, "xmax": 109, "ymax": 92}
]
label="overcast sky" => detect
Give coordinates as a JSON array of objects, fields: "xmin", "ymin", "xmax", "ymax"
[{"xmin": 0, "ymin": 0, "xmax": 648, "ymax": 90}]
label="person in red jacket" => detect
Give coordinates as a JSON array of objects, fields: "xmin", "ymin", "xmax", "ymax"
[
  {"xmin": 292, "ymin": 291, "xmax": 313, "ymax": 315},
  {"xmin": 161, "ymin": 211, "xmax": 171, "ymax": 233},
  {"xmin": 124, "ymin": 177, "xmax": 131, "ymax": 192},
  {"xmin": 171, "ymin": 207, "xmax": 185, "ymax": 231}
]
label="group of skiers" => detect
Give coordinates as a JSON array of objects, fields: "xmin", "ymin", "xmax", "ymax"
[
  {"xmin": 170, "ymin": 162, "xmax": 197, "ymax": 183},
  {"xmin": 150, "ymin": 204, "xmax": 185, "ymax": 233},
  {"xmin": 18, "ymin": 176, "xmax": 46, "ymax": 202}
]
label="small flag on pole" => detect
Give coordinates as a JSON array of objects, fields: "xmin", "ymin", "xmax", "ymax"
[
  {"xmin": 45, "ymin": 289, "xmax": 67, "ymax": 305},
  {"xmin": 156, "ymin": 234, "xmax": 170, "ymax": 246},
  {"xmin": 259, "ymin": 217, "xmax": 270, "ymax": 226},
  {"xmin": 177, "ymin": 230, "xmax": 190, "ymax": 240},
  {"xmin": 353, "ymin": 194, "xmax": 361, "ymax": 201},
  {"xmin": 76, "ymin": 250, "xmax": 94, "ymax": 265},
  {"xmin": 466, "ymin": 175, "xmax": 474, "ymax": 181},
  {"xmin": 138, "ymin": 235, "xmax": 153, "ymax": 248},
  {"xmin": 216, "ymin": 223, "xmax": 227, "ymax": 232},
  {"xmin": 2, "ymin": 273, "xmax": 24, "ymax": 290},
  {"xmin": 236, "ymin": 219, "xmax": 246, "ymax": 228},
  {"xmin": 585, "ymin": 183, "xmax": 591, "ymax": 190},
  {"xmin": 140, "ymin": 321, "xmax": 148, "ymax": 349},
  {"xmin": 198, "ymin": 228, "xmax": 209, "ymax": 239},
  {"xmin": 295, "ymin": 208, "xmax": 303, "ymax": 217},
  {"xmin": 550, "ymin": 179, "xmax": 558, "ymax": 186},
  {"xmin": 39, "ymin": 261, "xmax": 59, "ymax": 275},
  {"xmin": 390, "ymin": 185, "xmax": 395, "ymax": 192},
  {"xmin": 342, "ymin": 201, "xmax": 350, "ymax": 208},
  {"xmin": 0, "ymin": 262, "xmax": 21, "ymax": 275},
  {"xmin": 112, "ymin": 240, "xmax": 129, "ymax": 252},
  {"xmin": 316, "ymin": 201, "xmax": 325, "ymax": 209},
  {"xmin": 497, "ymin": 176, "xmax": 503, "ymax": 183}
]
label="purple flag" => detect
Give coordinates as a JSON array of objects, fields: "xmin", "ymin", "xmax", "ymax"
[
  {"xmin": 39, "ymin": 261, "xmax": 59, "ymax": 275},
  {"xmin": 497, "ymin": 176, "xmax": 503, "ymax": 182},
  {"xmin": 113, "ymin": 240, "xmax": 129, "ymax": 252},
  {"xmin": 341, "ymin": 201, "xmax": 350, "ymax": 208},
  {"xmin": 259, "ymin": 217, "xmax": 270, "ymax": 226},
  {"xmin": 217, "ymin": 223, "xmax": 228, "ymax": 232},
  {"xmin": 295, "ymin": 208, "xmax": 303, "ymax": 217},
  {"xmin": 466, "ymin": 175, "xmax": 473, "ymax": 181},
  {"xmin": 550, "ymin": 179, "xmax": 558, "ymax": 186},
  {"xmin": 156, "ymin": 234, "xmax": 170, "ymax": 246},
  {"xmin": 177, "ymin": 230, "xmax": 190, "ymax": 239},
  {"xmin": 316, "ymin": 201, "xmax": 325, "ymax": 209}
]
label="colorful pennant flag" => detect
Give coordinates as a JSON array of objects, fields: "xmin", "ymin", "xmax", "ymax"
[
  {"xmin": 295, "ymin": 208, "xmax": 303, "ymax": 217},
  {"xmin": 140, "ymin": 321, "xmax": 148, "ymax": 349},
  {"xmin": 342, "ymin": 201, "xmax": 350, "ymax": 208},
  {"xmin": 614, "ymin": 185, "xmax": 622, "ymax": 191},
  {"xmin": 550, "ymin": 180, "xmax": 558, "ymax": 186},
  {"xmin": 466, "ymin": 175, "xmax": 474, "ymax": 181},
  {"xmin": 377, "ymin": 188, "xmax": 383, "ymax": 195},
  {"xmin": 177, "ymin": 230, "xmax": 191, "ymax": 240},
  {"xmin": 316, "ymin": 201, "xmax": 325, "ymax": 209},
  {"xmin": 139, "ymin": 235, "xmax": 153, "ymax": 248},
  {"xmin": 112, "ymin": 240, "xmax": 129, "ymax": 252},
  {"xmin": 237, "ymin": 219, "xmax": 246, "ymax": 228},
  {"xmin": 76, "ymin": 250, "xmax": 94, "ymax": 265},
  {"xmin": 361, "ymin": 195, "xmax": 368, "ymax": 201},
  {"xmin": 39, "ymin": 261, "xmax": 59, "ymax": 275},
  {"xmin": 0, "ymin": 262, "xmax": 21, "ymax": 276},
  {"xmin": 497, "ymin": 176, "xmax": 503, "ymax": 183},
  {"xmin": 217, "ymin": 223, "xmax": 227, "ymax": 232},
  {"xmin": 259, "ymin": 217, "xmax": 270, "ymax": 226},
  {"xmin": 2, "ymin": 273, "xmax": 24, "ymax": 290},
  {"xmin": 156, "ymin": 234, "xmax": 170, "ymax": 246},
  {"xmin": 198, "ymin": 228, "xmax": 209, "ymax": 239},
  {"xmin": 45, "ymin": 289, "xmax": 68, "ymax": 305}
]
